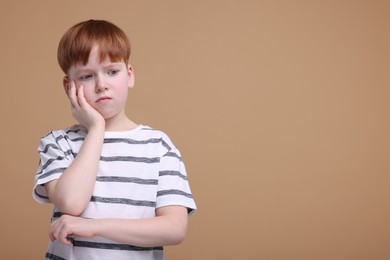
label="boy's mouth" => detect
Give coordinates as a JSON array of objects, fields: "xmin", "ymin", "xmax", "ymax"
[{"xmin": 96, "ymin": 96, "xmax": 111, "ymax": 103}]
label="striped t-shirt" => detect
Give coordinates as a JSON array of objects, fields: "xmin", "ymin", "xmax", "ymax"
[{"xmin": 33, "ymin": 124, "xmax": 196, "ymax": 260}]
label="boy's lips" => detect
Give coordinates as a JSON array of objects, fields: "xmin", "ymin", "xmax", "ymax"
[{"xmin": 96, "ymin": 96, "xmax": 111, "ymax": 103}]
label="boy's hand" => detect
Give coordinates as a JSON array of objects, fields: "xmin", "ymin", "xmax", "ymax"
[
  {"xmin": 68, "ymin": 81, "xmax": 105, "ymax": 130},
  {"xmin": 50, "ymin": 215, "xmax": 95, "ymax": 245}
]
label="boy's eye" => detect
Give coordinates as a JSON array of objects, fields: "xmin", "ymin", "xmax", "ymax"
[
  {"xmin": 108, "ymin": 69, "xmax": 119, "ymax": 76},
  {"xmin": 80, "ymin": 74, "xmax": 93, "ymax": 80}
]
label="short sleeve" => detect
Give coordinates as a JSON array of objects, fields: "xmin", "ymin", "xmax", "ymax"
[
  {"xmin": 32, "ymin": 131, "xmax": 73, "ymax": 204},
  {"xmin": 156, "ymin": 137, "xmax": 197, "ymax": 215}
]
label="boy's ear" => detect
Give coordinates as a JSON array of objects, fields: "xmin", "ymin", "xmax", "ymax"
[
  {"xmin": 127, "ymin": 64, "xmax": 135, "ymax": 89},
  {"xmin": 63, "ymin": 76, "xmax": 70, "ymax": 96}
]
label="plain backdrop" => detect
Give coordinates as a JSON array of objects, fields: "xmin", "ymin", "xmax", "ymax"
[{"xmin": 1, "ymin": 1, "xmax": 389, "ymax": 259}]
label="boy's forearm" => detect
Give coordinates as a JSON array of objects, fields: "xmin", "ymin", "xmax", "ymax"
[
  {"xmin": 48, "ymin": 125, "xmax": 105, "ymax": 215},
  {"xmin": 91, "ymin": 206, "xmax": 188, "ymax": 247}
]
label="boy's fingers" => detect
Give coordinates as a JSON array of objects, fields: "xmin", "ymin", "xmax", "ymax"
[
  {"xmin": 49, "ymin": 229, "xmax": 54, "ymax": 241},
  {"xmin": 76, "ymin": 85, "xmax": 92, "ymax": 109},
  {"xmin": 77, "ymin": 85, "xmax": 85, "ymax": 104},
  {"xmin": 70, "ymin": 81, "xmax": 86, "ymax": 110},
  {"xmin": 68, "ymin": 82, "xmax": 79, "ymax": 109}
]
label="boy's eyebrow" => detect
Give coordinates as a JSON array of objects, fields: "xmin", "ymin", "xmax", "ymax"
[
  {"xmin": 104, "ymin": 62, "xmax": 123, "ymax": 67},
  {"xmin": 99, "ymin": 60, "xmax": 124, "ymax": 66},
  {"xmin": 74, "ymin": 62, "xmax": 123, "ymax": 72},
  {"xmin": 73, "ymin": 68, "xmax": 92, "ymax": 74}
]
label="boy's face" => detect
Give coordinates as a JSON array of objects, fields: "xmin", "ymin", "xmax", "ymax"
[{"xmin": 65, "ymin": 46, "xmax": 134, "ymax": 120}]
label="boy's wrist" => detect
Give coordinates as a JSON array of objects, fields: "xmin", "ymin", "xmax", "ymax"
[
  {"xmin": 84, "ymin": 117, "xmax": 106, "ymax": 131},
  {"xmin": 87, "ymin": 123, "xmax": 105, "ymax": 134}
]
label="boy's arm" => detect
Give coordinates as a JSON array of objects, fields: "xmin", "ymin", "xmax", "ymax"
[
  {"xmin": 46, "ymin": 83, "xmax": 105, "ymax": 216},
  {"xmin": 45, "ymin": 126, "xmax": 104, "ymax": 215},
  {"xmin": 50, "ymin": 205, "xmax": 189, "ymax": 247}
]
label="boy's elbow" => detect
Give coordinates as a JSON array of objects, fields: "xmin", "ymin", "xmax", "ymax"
[
  {"xmin": 157, "ymin": 206, "xmax": 189, "ymax": 245},
  {"xmin": 167, "ymin": 222, "xmax": 187, "ymax": 245},
  {"xmin": 61, "ymin": 206, "xmax": 83, "ymax": 217},
  {"xmin": 55, "ymin": 199, "xmax": 86, "ymax": 216},
  {"xmin": 171, "ymin": 230, "xmax": 186, "ymax": 245},
  {"xmin": 46, "ymin": 181, "xmax": 86, "ymax": 216}
]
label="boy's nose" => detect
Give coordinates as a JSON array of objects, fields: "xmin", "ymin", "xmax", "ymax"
[{"xmin": 96, "ymin": 78, "xmax": 108, "ymax": 92}]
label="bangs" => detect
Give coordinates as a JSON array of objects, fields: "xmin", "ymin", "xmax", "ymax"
[{"xmin": 58, "ymin": 20, "xmax": 131, "ymax": 74}]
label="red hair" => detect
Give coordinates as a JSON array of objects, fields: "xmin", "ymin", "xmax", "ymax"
[{"xmin": 57, "ymin": 19, "xmax": 131, "ymax": 74}]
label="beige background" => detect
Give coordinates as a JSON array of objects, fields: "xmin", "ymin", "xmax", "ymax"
[{"xmin": 1, "ymin": 1, "xmax": 389, "ymax": 259}]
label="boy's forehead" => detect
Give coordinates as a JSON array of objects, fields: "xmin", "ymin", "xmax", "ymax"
[
  {"xmin": 70, "ymin": 56, "xmax": 125, "ymax": 70},
  {"xmin": 76, "ymin": 47, "xmax": 123, "ymax": 64}
]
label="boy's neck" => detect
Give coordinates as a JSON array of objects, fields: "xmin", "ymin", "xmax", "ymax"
[{"xmin": 104, "ymin": 114, "xmax": 138, "ymax": 132}]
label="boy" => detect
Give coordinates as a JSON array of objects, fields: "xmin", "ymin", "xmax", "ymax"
[{"xmin": 33, "ymin": 19, "xmax": 196, "ymax": 260}]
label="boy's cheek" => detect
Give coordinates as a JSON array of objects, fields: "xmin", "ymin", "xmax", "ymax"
[
  {"xmin": 87, "ymin": 99, "xmax": 95, "ymax": 107},
  {"xmin": 85, "ymin": 95, "xmax": 97, "ymax": 108},
  {"xmin": 83, "ymin": 95, "xmax": 93, "ymax": 105},
  {"xmin": 75, "ymin": 83, "xmax": 91, "ymax": 101}
]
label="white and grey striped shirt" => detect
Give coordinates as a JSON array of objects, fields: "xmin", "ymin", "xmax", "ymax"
[{"xmin": 33, "ymin": 124, "xmax": 196, "ymax": 260}]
